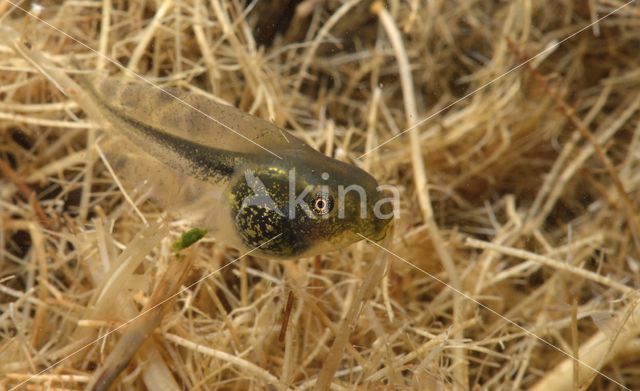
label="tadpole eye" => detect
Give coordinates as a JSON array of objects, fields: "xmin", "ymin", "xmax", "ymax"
[{"xmin": 311, "ymin": 194, "xmax": 334, "ymax": 215}]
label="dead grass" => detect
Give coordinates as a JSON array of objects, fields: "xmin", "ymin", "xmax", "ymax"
[{"xmin": 1, "ymin": 0, "xmax": 640, "ymax": 389}]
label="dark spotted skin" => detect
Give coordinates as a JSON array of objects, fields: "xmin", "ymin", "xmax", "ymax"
[
  {"xmin": 228, "ymin": 165, "xmax": 352, "ymax": 257},
  {"xmin": 229, "ymin": 167, "xmax": 311, "ymax": 257}
]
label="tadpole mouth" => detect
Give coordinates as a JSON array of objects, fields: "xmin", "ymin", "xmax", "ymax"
[{"xmin": 369, "ymin": 217, "xmax": 394, "ymax": 242}]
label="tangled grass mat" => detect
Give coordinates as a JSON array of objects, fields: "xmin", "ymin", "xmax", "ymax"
[{"xmin": 1, "ymin": 0, "xmax": 640, "ymax": 389}]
